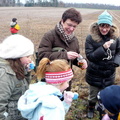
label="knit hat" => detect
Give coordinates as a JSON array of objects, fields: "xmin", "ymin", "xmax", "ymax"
[
  {"xmin": 45, "ymin": 69, "xmax": 73, "ymax": 84},
  {"xmin": 10, "ymin": 18, "xmax": 17, "ymax": 27},
  {"xmin": 97, "ymin": 10, "xmax": 112, "ymax": 26},
  {"xmin": 99, "ymin": 85, "xmax": 120, "ymax": 114},
  {"xmin": 0, "ymin": 34, "xmax": 34, "ymax": 59},
  {"xmin": 10, "ymin": 18, "xmax": 20, "ymax": 34}
]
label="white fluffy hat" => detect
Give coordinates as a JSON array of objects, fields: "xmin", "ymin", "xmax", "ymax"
[{"xmin": 0, "ymin": 34, "xmax": 34, "ymax": 59}]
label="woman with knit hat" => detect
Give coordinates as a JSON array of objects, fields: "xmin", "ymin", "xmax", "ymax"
[
  {"xmin": 85, "ymin": 10, "xmax": 120, "ymax": 119},
  {"xmin": 0, "ymin": 34, "xmax": 34, "ymax": 120},
  {"xmin": 97, "ymin": 85, "xmax": 120, "ymax": 120},
  {"xmin": 18, "ymin": 58, "xmax": 77, "ymax": 120}
]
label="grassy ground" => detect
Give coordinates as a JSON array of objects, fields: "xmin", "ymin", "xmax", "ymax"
[{"xmin": 0, "ymin": 7, "xmax": 120, "ymax": 120}]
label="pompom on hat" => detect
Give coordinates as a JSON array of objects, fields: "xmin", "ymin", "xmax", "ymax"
[
  {"xmin": 10, "ymin": 18, "xmax": 17, "ymax": 27},
  {"xmin": 97, "ymin": 10, "xmax": 112, "ymax": 26},
  {"xmin": 99, "ymin": 85, "xmax": 120, "ymax": 115},
  {"xmin": 0, "ymin": 34, "xmax": 34, "ymax": 59},
  {"xmin": 45, "ymin": 69, "xmax": 73, "ymax": 84}
]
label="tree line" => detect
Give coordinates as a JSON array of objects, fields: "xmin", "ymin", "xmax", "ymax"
[{"xmin": 0, "ymin": 0, "xmax": 120, "ymax": 10}]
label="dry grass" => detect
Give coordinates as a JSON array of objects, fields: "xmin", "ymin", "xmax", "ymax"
[{"xmin": 0, "ymin": 7, "xmax": 120, "ymax": 120}]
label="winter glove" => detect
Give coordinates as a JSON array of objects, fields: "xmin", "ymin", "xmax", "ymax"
[
  {"xmin": 63, "ymin": 91, "xmax": 78, "ymax": 105},
  {"xmin": 63, "ymin": 91, "xmax": 74, "ymax": 105}
]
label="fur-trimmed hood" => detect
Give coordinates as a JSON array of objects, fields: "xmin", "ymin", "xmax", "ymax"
[{"xmin": 89, "ymin": 22, "xmax": 119, "ymax": 42}]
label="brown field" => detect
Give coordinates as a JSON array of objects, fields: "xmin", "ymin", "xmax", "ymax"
[{"xmin": 0, "ymin": 7, "xmax": 120, "ymax": 120}]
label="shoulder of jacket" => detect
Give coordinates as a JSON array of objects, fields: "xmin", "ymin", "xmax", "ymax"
[
  {"xmin": 44, "ymin": 29, "xmax": 55, "ymax": 36},
  {"xmin": 0, "ymin": 67, "xmax": 6, "ymax": 77},
  {"xmin": 0, "ymin": 64, "xmax": 15, "ymax": 76},
  {"xmin": 86, "ymin": 35, "xmax": 92, "ymax": 40},
  {"xmin": 43, "ymin": 29, "xmax": 56, "ymax": 41}
]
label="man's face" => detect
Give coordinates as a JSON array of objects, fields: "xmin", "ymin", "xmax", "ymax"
[{"xmin": 61, "ymin": 19, "xmax": 78, "ymax": 35}]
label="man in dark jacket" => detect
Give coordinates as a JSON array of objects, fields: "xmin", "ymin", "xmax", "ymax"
[
  {"xmin": 85, "ymin": 10, "xmax": 120, "ymax": 118},
  {"xmin": 37, "ymin": 8, "xmax": 87, "ymax": 90}
]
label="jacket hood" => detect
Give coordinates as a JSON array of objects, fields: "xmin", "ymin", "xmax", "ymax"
[
  {"xmin": 89, "ymin": 22, "xmax": 119, "ymax": 42},
  {"xmin": 100, "ymin": 85, "xmax": 120, "ymax": 114},
  {"xmin": 18, "ymin": 82, "xmax": 62, "ymax": 119}
]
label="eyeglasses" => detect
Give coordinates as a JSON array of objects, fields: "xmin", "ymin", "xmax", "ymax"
[
  {"xmin": 99, "ymin": 23, "xmax": 111, "ymax": 28},
  {"xmin": 66, "ymin": 22, "xmax": 77, "ymax": 28}
]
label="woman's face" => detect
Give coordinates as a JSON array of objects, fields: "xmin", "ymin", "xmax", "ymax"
[
  {"xmin": 61, "ymin": 19, "xmax": 78, "ymax": 35},
  {"xmin": 99, "ymin": 23, "xmax": 111, "ymax": 35},
  {"xmin": 20, "ymin": 55, "xmax": 32, "ymax": 66}
]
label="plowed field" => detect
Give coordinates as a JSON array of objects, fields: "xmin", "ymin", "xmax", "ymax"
[{"xmin": 0, "ymin": 7, "xmax": 120, "ymax": 120}]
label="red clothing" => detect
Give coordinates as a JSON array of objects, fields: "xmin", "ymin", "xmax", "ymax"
[
  {"xmin": 40, "ymin": 116, "xmax": 44, "ymax": 120},
  {"xmin": 10, "ymin": 28, "xmax": 18, "ymax": 34}
]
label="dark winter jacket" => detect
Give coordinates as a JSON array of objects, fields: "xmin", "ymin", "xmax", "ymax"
[
  {"xmin": 85, "ymin": 23, "xmax": 120, "ymax": 88},
  {"xmin": 0, "ymin": 58, "xmax": 29, "ymax": 120},
  {"xmin": 38, "ymin": 24, "xmax": 80, "ymax": 67}
]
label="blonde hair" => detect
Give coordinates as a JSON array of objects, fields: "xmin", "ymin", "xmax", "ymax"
[{"xmin": 36, "ymin": 58, "xmax": 71, "ymax": 80}]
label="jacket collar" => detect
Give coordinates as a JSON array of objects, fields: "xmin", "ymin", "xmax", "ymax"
[
  {"xmin": 0, "ymin": 58, "xmax": 15, "ymax": 75},
  {"xmin": 90, "ymin": 22, "xmax": 119, "ymax": 42}
]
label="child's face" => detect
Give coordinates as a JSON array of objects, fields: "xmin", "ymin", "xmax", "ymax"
[
  {"xmin": 59, "ymin": 80, "xmax": 71, "ymax": 92},
  {"xmin": 20, "ymin": 55, "xmax": 32, "ymax": 66}
]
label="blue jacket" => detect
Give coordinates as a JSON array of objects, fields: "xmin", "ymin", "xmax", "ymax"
[{"xmin": 18, "ymin": 82, "xmax": 71, "ymax": 120}]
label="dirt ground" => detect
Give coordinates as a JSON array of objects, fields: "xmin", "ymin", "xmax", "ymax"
[{"xmin": 0, "ymin": 7, "xmax": 120, "ymax": 120}]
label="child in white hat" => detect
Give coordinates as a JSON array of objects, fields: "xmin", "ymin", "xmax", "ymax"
[
  {"xmin": 0, "ymin": 34, "xmax": 34, "ymax": 120},
  {"xmin": 18, "ymin": 58, "xmax": 78, "ymax": 120}
]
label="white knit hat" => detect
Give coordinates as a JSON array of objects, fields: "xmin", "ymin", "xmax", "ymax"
[{"xmin": 0, "ymin": 34, "xmax": 34, "ymax": 59}]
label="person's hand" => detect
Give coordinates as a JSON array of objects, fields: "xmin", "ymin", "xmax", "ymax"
[
  {"xmin": 103, "ymin": 39, "xmax": 114, "ymax": 49},
  {"xmin": 78, "ymin": 59, "xmax": 88, "ymax": 70},
  {"xmin": 26, "ymin": 61, "xmax": 35, "ymax": 72},
  {"xmin": 63, "ymin": 91, "xmax": 74, "ymax": 105},
  {"xmin": 67, "ymin": 51, "xmax": 79, "ymax": 60},
  {"xmin": 102, "ymin": 114, "xmax": 111, "ymax": 120}
]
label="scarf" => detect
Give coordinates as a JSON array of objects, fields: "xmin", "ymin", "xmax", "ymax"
[{"xmin": 57, "ymin": 22, "xmax": 74, "ymax": 45}]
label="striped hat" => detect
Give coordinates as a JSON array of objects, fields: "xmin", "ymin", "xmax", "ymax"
[
  {"xmin": 45, "ymin": 69, "xmax": 73, "ymax": 84},
  {"xmin": 97, "ymin": 10, "xmax": 112, "ymax": 26}
]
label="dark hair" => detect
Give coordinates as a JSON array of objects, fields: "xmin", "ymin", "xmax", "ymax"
[
  {"xmin": 62, "ymin": 8, "xmax": 82, "ymax": 24},
  {"xmin": 7, "ymin": 58, "xmax": 25, "ymax": 80}
]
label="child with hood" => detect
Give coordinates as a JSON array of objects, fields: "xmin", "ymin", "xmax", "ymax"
[
  {"xmin": 97, "ymin": 85, "xmax": 120, "ymax": 120},
  {"xmin": 18, "ymin": 58, "xmax": 77, "ymax": 120}
]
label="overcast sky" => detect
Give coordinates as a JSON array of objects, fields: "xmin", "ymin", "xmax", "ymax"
[{"xmin": 20, "ymin": 0, "xmax": 120, "ymax": 6}]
